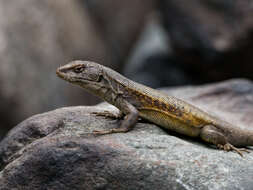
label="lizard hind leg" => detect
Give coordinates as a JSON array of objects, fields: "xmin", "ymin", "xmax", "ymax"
[{"xmin": 200, "ymin": 125, "xmax": 249, "ymax": 156}]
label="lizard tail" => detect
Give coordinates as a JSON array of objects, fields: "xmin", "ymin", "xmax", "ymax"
[
  {"xmin": 232, "ymin": 129, "xmax": 253, "ymax": 147},
  {"xmin": 246, "ymin": 131, "xmax": 253, "ymax": 146}
]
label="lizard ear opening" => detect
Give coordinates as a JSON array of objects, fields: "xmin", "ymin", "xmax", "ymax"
[{"xmin": 97, "ymin": 73, "xmax": 103, "ymax": 82}]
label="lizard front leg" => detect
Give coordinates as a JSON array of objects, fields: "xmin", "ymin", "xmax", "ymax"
[
  {"xmin": 91, "ymin": 110, "xmax": 124, "ymax": 119},
  {"xmin": 200, "ymin": 125, "xmax": 249, "ymax": 156},
  {"xmin": 93, "ymin": 101, "xmax": 139, "ymax": 135}
]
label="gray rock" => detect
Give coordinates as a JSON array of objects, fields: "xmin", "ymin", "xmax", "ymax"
[
  {"xmin": 159, "ymin": 0, "xmax": 253, "ymax": 81},
  {"xmin": 0, "ymin": 0, "xmax": 157, "ymax": 140},
  {"xmin": 84, "ymin": 0, "xmax": 156, "ymax": 70},
  {"xmin": 0, "ymin": 0, "xmax": 108, "ymax": 139},
  {"xmin": 1, "ymin": 79, "xmax": 253, "ymax": 190},
  {"xmin": 124, "ymin": 16, "xmax": 194, "ymax": 88}
]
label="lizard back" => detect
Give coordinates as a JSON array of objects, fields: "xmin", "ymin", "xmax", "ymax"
[{"xmin": 103, "ymin": 66, "xmax": 215, "ymax": 136}]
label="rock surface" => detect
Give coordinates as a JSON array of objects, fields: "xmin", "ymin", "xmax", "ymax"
[
  {"xmin": 0, "ymin": 0, "xmax": 156, "ymax": 140},
  {"xmin": 1, "ymin": 79, "xmax": 253, "ymax": 190},
  {"xmin": 0, "ymin": 0, "xmax": 107, "ymax": 139},
  {"xmin": 159, "ymin": 0, "xmax": 253, "ymax": 81},
  {"xmin": 84, "ymin": 0, "xmax": 155, "ymax": 70}
]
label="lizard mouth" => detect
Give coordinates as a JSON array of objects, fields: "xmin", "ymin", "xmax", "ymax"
[
  {"xmin": 56, "ymin": 69, "xmax": 98, "ymax": 83},
  {"xmin": 56, "ymin": 69, "xmax": 74, "ymax": 82},
  {"xmin": 56, "ymin": 69, "xmax": 72, "ymax": 81}
]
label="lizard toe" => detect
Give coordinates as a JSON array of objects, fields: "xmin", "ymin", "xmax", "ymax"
[{"xmin": 223, "ymin": 143, "xmax": 250, "ymax": 157}]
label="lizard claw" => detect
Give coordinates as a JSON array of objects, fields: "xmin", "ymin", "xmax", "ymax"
[{"xmin": 217, "ymin": 143, "xmax": 250, "ymax": 157}]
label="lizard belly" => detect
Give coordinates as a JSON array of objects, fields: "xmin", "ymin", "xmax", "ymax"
[{"xmin": 139, "ymin": 109, "xmax": 201, "ymax": 137}]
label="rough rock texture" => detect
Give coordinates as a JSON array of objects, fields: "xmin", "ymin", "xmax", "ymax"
[
  {"xmin": 1, "ymin": 79, "xmax": 253, "ymax": 190},
  {"xmin": 159, "ymin": 0, "xmax": 253, "ymax": 81}
]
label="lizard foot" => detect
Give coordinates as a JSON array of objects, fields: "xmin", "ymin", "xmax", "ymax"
[
  {"xmin": 91, "ymin": 111, "xmax": 123, "ymax": 119},
  {"xmin": 92, "ymin": 128, "xmax": 129, "ymax": 135},
  {"xmin": 217, "ymin": 143, "xmax": 250, "ymax": 157}
]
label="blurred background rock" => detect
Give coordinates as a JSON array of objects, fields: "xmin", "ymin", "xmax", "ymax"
[{"xmin": 0, "ymin": 0, "xmax": 253, "ymax": 140}]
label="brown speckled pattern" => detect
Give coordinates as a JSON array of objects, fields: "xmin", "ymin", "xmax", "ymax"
[{"xmin": 57, "ymin": 61, "xmax": 253, "ymax": 154}]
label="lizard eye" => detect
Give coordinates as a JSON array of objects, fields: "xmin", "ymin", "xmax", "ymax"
[{"xmin": 74, "ymin": 66, "xmax": 84, "ymax": 73}]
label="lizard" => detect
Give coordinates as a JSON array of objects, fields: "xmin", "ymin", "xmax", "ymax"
[{"xmin": 56, "ymin": 60, "xmax": 253, "ymax": 156}]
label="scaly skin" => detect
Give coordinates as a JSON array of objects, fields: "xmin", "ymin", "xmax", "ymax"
[{"xmin": 56, "ymin": 60, "xmax": 253, "ymax": 156}]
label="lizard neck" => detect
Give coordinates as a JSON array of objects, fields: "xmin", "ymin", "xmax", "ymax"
[{"xmin": 78, "ymin": 69, "xmax": 125, "ymax": 109}]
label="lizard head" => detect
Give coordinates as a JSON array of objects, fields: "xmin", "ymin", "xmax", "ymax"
[{"xmin": 56, "ymin": 60, "xmax": 103, "ymax": 86}]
